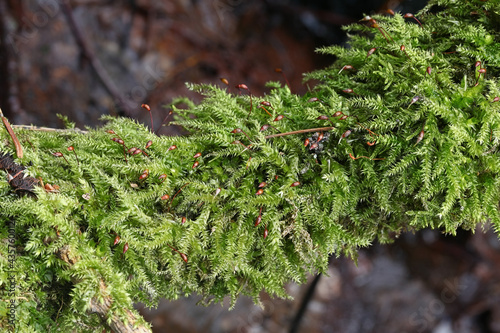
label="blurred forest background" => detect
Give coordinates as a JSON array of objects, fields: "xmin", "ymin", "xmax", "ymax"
[{"xmin": 1, "ymin": 0, "xmax": 500, "ymax": 332}]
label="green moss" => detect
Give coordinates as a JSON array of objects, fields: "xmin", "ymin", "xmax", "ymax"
[{"xmin": 1, "ymin": 0, "xmax": 500, "ymax": 331}]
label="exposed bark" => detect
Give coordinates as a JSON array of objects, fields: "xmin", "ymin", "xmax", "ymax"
[{"xmin": 57, "ymin": 246, "xmax": 152, "ymax": 333}]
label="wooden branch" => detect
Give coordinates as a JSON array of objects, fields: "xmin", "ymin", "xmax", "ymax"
[{"xmin": 89, "ymin": 280, "xmax": 151, "ymax": 333}]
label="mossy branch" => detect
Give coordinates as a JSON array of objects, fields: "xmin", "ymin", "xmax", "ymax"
[{"xmin": 1, "ymin": 0, "xmax": 500, "ymax": 331}]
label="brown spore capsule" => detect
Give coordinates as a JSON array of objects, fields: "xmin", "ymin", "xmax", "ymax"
[
  {"xmin": 254, "ymin": 215, "xmax": 262, "ymax": 227},
  {"xmin": 342, "ymin": 130, "xmax": 352, "ymax": 138}
]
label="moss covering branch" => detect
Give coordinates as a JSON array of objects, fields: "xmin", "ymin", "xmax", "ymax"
[{"xmin": 1, "ymin": 0, "xmax": 500, "ymax": 331}]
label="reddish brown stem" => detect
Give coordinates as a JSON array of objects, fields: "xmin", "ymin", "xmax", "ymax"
[
  {"xmin": 403, "ymin": 13, "xmax": 422, "ymax": 27},
  {"xmin": 317, "ymin": 115, "xmax": 336, "ymax": 127},
  {"xmin": 372, "ymin": 22, "xmax": 393, "ymax": 43},
  {"xmin": 260, "ymin": 124, "xmax": 280, "ymax": 133},
  {"xmin": 231, "ymin": 128, "xmax": 253, "ymax": 142},
  {"xmin": 0, "ymin": 108, "xmax": 23, "ymax": 158},
  {"xmin": 53, "ymin": 152, "xmax": 70, "ymax": 165},
  {"xmin": 275, "ymin": 68, "xmax": 291, "ymax": 91},
  {"xmin": 141, "ymin": 104, "xmax": 154, "ymax": 133},
  {"xmin": 349, "ymin": 153, "xmax": 384, "ymax": 161},
  {"xmin": 258, "ymin": 106, "xmax": 272, "ymax": 117},
  {"xmin": 67, "ymin": 146, "xmax": 79, "ymax": 166},
  {"xmin": 400, "ymin": 45, "xmax": 411, "ymax": 60},
  {"xmin": 356, "ymin": 122, "xmax": 379, "ymax": 137},
  {"xmin": 168, "ymin": 183, "xmax": 190, "ymax": 211},
  {"xmin": 236, "ymin": 84, "xmax": 253, "ymax": 118},
  {"xmin": 264, "ymin": 127, "xmax": 334, "ymax": 139},
  {"xmin": 167, "ymin": 244, "xmax": 188, "ymax": 263},
  {"xmin": 156, "ymin": 110, "xmax": 173, "ymax": 134}
]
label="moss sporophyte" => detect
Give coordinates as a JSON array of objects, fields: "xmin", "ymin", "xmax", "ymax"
[{"xmin": 1, "ymin": 0, "xmax": 500, "ymax": 331}]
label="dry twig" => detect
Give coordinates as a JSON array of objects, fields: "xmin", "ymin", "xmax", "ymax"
[{"xmin": 0, "ymin": 108, "xmax": 23, "ymax": 158}]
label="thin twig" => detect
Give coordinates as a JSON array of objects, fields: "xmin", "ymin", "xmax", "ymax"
[
  {"xmin": 264, "ymin": 127, "xmax": 335, "ymax": 139},
  {"xmin": 60, "ymin": 0, "xmax": 135, "ymax": 115},
  {"xmin": 289, "ymin": 274, "xmax": 322, "ymax": 333},
  {"xmin": 0, "ymin": 108, "xmax": 23, "ymax": 158},
  {"xmin": 12, "ymin": 124, "xmax": 88, "ymax": 134}
]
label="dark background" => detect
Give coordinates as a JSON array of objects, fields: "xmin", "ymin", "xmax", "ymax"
[{"xmin": 1, "ymin": 0, "xmax": 500, "ymax": 332}]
